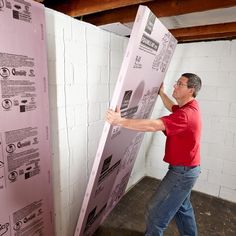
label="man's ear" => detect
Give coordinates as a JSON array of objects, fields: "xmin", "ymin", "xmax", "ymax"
[{"xmin": 189, "ymin": 88, "xmax": 195, "ymax": 96}]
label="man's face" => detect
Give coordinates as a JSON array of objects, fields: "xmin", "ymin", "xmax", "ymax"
[{"xmin": 172, "ymin": 76, "xmax": 193, "ymax": 100}]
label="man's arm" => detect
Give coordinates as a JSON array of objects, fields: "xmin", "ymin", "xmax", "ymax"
[
  {"xmin": 106, "ymin": 108, "xmax": 165, "ymax": 132},
  {"xmin": 159, "ymin": 83, "xmax": 175, "ymax": 112}
]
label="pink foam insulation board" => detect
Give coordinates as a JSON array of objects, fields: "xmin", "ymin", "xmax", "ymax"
[
  {"xmin": 74, "ymin": 5, "xmax": 177, "ymax": 236},
  {"xmin": 0, "ymin": 0, "xmax": 53, "ymax": 235}
]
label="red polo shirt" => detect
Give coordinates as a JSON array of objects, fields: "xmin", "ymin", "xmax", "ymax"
[{"xmin": 160, "ymin": 99, "xmax": 202, "ymax": 166}]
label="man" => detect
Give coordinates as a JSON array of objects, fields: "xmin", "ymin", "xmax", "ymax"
[{"xmin": 106, "ymin": 73, "xmax": 202, "ymax": 236}]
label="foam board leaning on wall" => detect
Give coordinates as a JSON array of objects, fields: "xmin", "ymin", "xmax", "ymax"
[{"xmin": 74, "ymin": 5, "xmax": 177, "ymax": 236}]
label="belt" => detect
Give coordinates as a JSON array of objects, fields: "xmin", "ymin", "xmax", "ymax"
[{"xmin": 169, "ymin": 165, "xmax": 199, "ymax": 171}]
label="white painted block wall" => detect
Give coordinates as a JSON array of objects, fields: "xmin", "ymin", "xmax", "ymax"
[
  {"xmin": 45, "ymin": 8, "xmax": 145, "ymax": 236},
  {"xmin": 44, "ymin": 7, "xmax": 236, "ymax": 236},
  {"xmin": 146, "ymin": 40, "xmax": 236, "ymax": 203}
]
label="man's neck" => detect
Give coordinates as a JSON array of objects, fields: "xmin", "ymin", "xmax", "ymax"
[{"xmin": 177, "ymin": 97, "xmax": 194, "ymax": 107}]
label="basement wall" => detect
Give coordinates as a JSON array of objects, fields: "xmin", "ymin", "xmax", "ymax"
[
  {"xmin": 44, "ymin": 7, "xmax": 236, "ymax": 236},
  {"xmin": 146, "ymin": 39, "xmax": 236, "ymax": 203}
]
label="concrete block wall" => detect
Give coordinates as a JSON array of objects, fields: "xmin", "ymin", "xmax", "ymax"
[
  {"xmin": 146, "ymin": 40, "xmax": 236, "ymax": 203},
  {"xmin": 45, "ymin": 8, "xmax": 146, "ymax": 236}
]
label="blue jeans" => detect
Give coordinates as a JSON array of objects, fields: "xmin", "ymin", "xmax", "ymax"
[{"xmin": 145, "ymin": 165, "xmax": 200, "ymax": 236}]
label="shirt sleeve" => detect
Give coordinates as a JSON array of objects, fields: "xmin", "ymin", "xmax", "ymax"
[{"xmin": 160, "ymin": 107, "xmax": 188, "ymax": 136}]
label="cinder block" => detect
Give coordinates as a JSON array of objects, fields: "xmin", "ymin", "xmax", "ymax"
[
  {"xmin": 64, "ymin": 61, "xmax": 74, "ymax": 85},
  {"xmin": 231, "ymin": 40, "xmax": 236, "ymax": 57},
  {"xmin": 46, "ymin": 34, "xmax": 56, "ymax": 61},
  {"xmin": 58, "ymin": 146, "xmax": 70, "ymax": 172},
  {"xmin": 87, "ymin": 139, "xmax": 100, "ymax": 165},
  {"xmin": 217, "ymin": 87, "xmax": 236, "ymax": 102},
  {"xmin": 210, "ymin": 117, "xmax": 229, "ymax": 131},
  {"xmin": 58, "ymin": 128, "xmax": 70, "ymax": 151},
  {"xmin": 219, "ymin": 56, "xmax": 236, "ymax": 72},
  {"xmin": 109, "ymin": 84, "xmax": 116, "ymax": 100},
  {"xmin": 198, "ymin": 86, "xmax": 218, "ymax": 100},
  {"xmin": 60, "ymin": 205, "xmax": 70, "ymax": 231},
  {"xmin": 200, "ymin": 142, "xmax": 209, "ymax": 157},
  {"xmin": 122, "ymin": 38, "xmax": 129, "ymax": 53},
  {"xmin": 59, "ymin": 170, "xmax": 70, "ymax": 195},
  {"xmin": 199, "ymin": 101, "xmax": 230, "ymax": 116},
  {"xmin": 48, "ymin": 58, "xmax": 65, "ymax": 85},
  {"xmin": 174, "ymin": 56, "xmax": 220, "ymax": 72},
  {"xmin": 54, "ymin": 12, "xmax": 72, "ymax": 40},
  {"xmin": 74, "ymin": 105, "xmax": 88, "ymax": 126},
  {"xmin": 69, "ymin": 158, "xmax": 87, "ymax": 187},
  {"xmin": 110, "ymin": 67, "xmax": 120, "ymax": 84},
  {"xmin": 86, "ymin": 26, "xmax": 110, "ymax": 49},
  {"xmin": 146, "ymin": 145, "xmax": 166, "ymax": 165},
  {"xmin": 45, "ymin": 8, "xmax": 57, "ymax": 36},
  {"xmin": 193, "ymin": 180, "xmax": 220, "ymax": 197},
  {"xmin": 110, "ymin": 49, "xmax": 124, "ymax": 68},
  {"xmin": 88, "ymin": 84, "xmax": 109, "ymax": 102},
  {"xmin": 88, "ymin": 103, "xmax": 101, "ymax": 122},
  {"xmin": 201, "ymin": 155, "xmax": 223, "ymax": 172},
  {"xmin": 50, "ymin": 107, "xmax": 67, "ymax": 130},
  {"xmin": 65, "ymin": 106, "xmax": 75, "ymax": 128},
  {"xmin": 197, "ymin": 168, "xmax": 208, "ymax": 181},
  {"xmin": 73, "ymin": 63, "xmax": 87, "ymax": 85},
  {"xmin": 146, "ymin": 146, "xmax": 165, "ymax": 171},
  {"xmin": 65, "ymin": 84, "xmax": 87, "ymax": 105},
  {"xmin": 87, "ymin": 46, "xmax": 109, "ymax": 66},
  {"xmin": 100, "ymin": 66, "xmax": 109, "ymax": 84},
  {"xmin": 55, "ymin": 85, "xmax": 67, "ymax": 107},
  {"xmin": 71, "ymin": 19, "xmax": 86, "ymax": 43},
  {"xmin": 147, "ymin": 168, "xmax": 168, "ymax": 180},
  {"xmin": 224, "ymin": 131, "xmax": 235, "ymax": 146},
  {"xmin": 230, "ymin": 103, "xmax": 236, "ymax": 117},
  {"xmin": 170, "ymin": 43, "xmax": 184, "ymax": 58},
  {"xmin": 181, "ymin": 41, "xmax": 230, "ymax": 57},
  {"xmin": 71, "ymin": 183, "xmax": 86, "ymax": 207},
  {"xmin": 87, "ymin": 121, "xmax": 104, "ymax": 141},
  {"xmin": 65, "ymin": 40, "xmax": 86, "ymax": 66},
  {"xmin": 223, "ymin": 160, "xmax": 236, "ymax": 176},
  {"xmin": 100, "ymin": 102, "xmax": 109, "ymax": 120},
  {"xmin": 87, "ymin": 65, "xmax": 101, "ymax": 85},
  {"xmin": 48, "ymin": 85, "xmax": 57, "ymax": 109},
  {"xmin": 110, "ymin": 33, "xmax": 125, "ymax": 51},
  {"xmin": 68, "ymin": 126, "xmax": 87, "ymax": 149},
  {"xmin": 54, "ymin": 36, "xmax": 65, "ymax": 58},
  {"xmin": 53, "ymin": 208, "xmax": 62, "ymax": 236},
  {"xmin": 229, "ymin": 72, "xmax": 236, "ymax": 88},
  {"xmin": 198, "ymin": 71, "xmax": 229, "ymax": 87},
  {"xmin": 194, "ymin": 56, "xmax": 221, "ymax": 71},
  {"xmin": 201, "ymin": 128, "xmax": 225, "ymax": 144},
  {"xmin": 208, "ymin": 143, "xmax": 236, "ymax": 161},
  {"xmin": 208, "ymin": 171, "xmax": 236, "ymax": 189},
  {"xmin": 48, "ymin": 60, "xmax": 56, "ymax": 85},
  {"xmin": 220, "ymin": 186, "xmax": 236, "ymax": 202}
]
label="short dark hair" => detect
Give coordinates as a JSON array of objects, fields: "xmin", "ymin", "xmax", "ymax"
[{"xmin": 182, "ymin": 73, "xmax": 202, "ymax": 97}]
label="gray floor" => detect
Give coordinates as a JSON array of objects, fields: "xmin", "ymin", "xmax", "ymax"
[{"xmin": 94, "ymin": 177, "xmax": 236, "ymax": 236}]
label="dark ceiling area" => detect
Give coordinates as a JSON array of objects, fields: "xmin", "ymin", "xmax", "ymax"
[{"xmin": 41, "ymin": 0, "xmax": 236, "ymax": 43}]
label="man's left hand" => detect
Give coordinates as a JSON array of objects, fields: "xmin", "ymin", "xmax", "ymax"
[{"xmin": 106, "ymin": 107, "xmax": 122, "ymax": 125}]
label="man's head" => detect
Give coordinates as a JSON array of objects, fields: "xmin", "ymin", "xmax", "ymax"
[
  {"xmin": 182, "ymin": 73, "xmax": 202, "ymax": 98},
  {"xmin": 172, "ymin": 73, "xmax": 202, "ymax": 103}
]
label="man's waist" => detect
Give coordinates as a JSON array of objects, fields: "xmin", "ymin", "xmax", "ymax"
[{"xmin": 169, "ymin": 165, "xmax": 200, "ymax": 171}]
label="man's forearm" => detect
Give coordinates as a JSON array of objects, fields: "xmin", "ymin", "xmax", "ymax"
[
  {"xmin": 117, "ymin": 118, "xmax": 165, "ymax": 132},
  {"xmin": 159, "ymin": 91, "xmax": 175, "ymax": 112}
]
